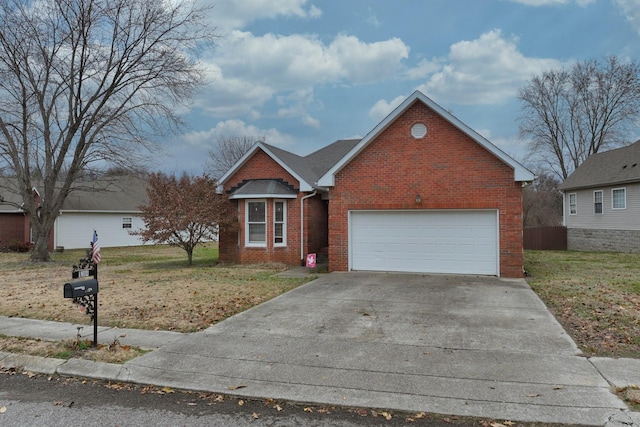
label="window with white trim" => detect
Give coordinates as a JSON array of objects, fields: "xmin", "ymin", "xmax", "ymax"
[
  {"xmin": 569, "ymin": 193, "xmax": 577, "ymax": 215},
  {"xmin": 246, "ymin": 200, "xmax": 266, "ymax": 246},
  {"xmin": 122, "ymin": 217, "xmax": 132, "ymax": 229},
  {"xmin": 593, "ymin": 191, "xmax": 603, "ymax": 214},
  {"xmin": 612, "ymin": 188, "xmax": 626, "ymax": 209},
  {"xmin": 274, "ymin": 200, "xmax": 286, "ymax": 246}
]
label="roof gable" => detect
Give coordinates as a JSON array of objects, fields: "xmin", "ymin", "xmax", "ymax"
[
  {"xmin": 317, "ymin": 91, "xmax": 534, "ymax": 187},
  {"xmin": 217, "ymin": 142, "xmax": 314, "ymax": 192},
  {"xmin": 558, "ymin": 139, "xmax": 640, "ymax": 190},
  {"xmin": 217, "ymin": 139, "xmax": 361, "ymax": 193}
]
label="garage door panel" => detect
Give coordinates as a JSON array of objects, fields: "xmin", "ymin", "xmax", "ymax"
[{"xmin": 350, "ymin": 210, "xmax": 498, "ymax": 275}]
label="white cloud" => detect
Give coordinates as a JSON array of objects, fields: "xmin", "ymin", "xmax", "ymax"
[
  {"xmin": 181, "ymin": 119, "xmax": 295, "ymax": 149},
  {"xmin": 195, "ymin": 63, "xmax": 273, "ymax": 117},
  {"xmin": 213, "ymin": 31, "xmax": 409, "ymax": 89},
  {"xmin": 368, "ymin": 95, "xmax": 406, "ymax": 122},
  {"xmin": 197, "ymin": 31, "xmax": 409, "ymax": 120},
  {"xmin": 613, "ymin": 0, "xmax": 640, "ymax": 35},
  {"xmin": 302, "ymin": 115, "xmax": 321, "ymax": 128},
  {"xmin": 364, "ymin": 7, "xmax": 381, "ymax": 27},
  {"xmin": 209, "ymin": 0, "xmax": 321, "ymax": 32},
  {"xmin": 405, "ymin": 59, "xmax": 440, "ymax": 80},
  {"xmin": 417, "ymin": 29, "xmax": 564, "ymax": 105},
  {"xmin": 506, "ymin": 0, "xmax": 594, "ymax": 5}
]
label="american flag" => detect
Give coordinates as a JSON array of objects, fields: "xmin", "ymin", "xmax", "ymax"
[{"xmin": 91, "ymin": 230, "xmax": 101, "ymax": 264}]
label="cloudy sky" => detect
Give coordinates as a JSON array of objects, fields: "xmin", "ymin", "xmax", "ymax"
[{"xmin": 158, "ymin": 0, "xmax": 640, "ymax": 174}]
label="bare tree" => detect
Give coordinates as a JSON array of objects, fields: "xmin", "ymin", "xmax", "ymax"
[
  {"xmin": 206, "ymin": 135, "xmax": 263, "ymax": 179},
  {"xmin": 0, "ymin": 0, "xmax": 215, "ymax": 261},
  {"xmin": 518, "ymin": 56, "xmax": 640, "ymax": 180},
  {"xmin": 522, "ymin": 171, "xmax": 562, "ymax": 228}
]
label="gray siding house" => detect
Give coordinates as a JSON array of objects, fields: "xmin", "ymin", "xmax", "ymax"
[{"xmin": 558, "ymin": 140, "xmax": 640, "ymax": 252}]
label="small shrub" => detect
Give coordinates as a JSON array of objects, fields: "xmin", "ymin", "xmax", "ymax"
[{"xmin": 8, "ymin": 240, "xmax": 33, "ymax": 253}]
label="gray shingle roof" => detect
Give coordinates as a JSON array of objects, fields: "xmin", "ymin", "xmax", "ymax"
[
  {"xmin": 0, "ymin": 176, "xmax": 148, "ymax": 212},
  {"xmin": 61, "ymin": 176, "xmax": 148, "ymax": 211},
  {"xmin": 261, "ymin": 139, "xmax": 361, "ymax": 189},
  {"xmin": 558, "ymin": 140, "xmax": 640, "ymax": 190},
  {"xmin": 229, "ymin": 179, "xmax": 298, "ymax": 198}
]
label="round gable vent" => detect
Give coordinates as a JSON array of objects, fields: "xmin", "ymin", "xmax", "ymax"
[{"xmin": 411, "ymin": 123, "xmax": 427, "ymax": 139}]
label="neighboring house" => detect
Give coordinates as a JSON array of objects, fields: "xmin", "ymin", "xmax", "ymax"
[
  {"xmin": 217, "ymin": 91, "xmax": 535, "ymax": 278},
  {"xmin": 558, "ymin": 140, "xmax": 640, "ymax": 252},
  {"xmin": 0, "ymin": 176, "xmax": 149, "ymax": 250},
  {"xmin": 0, "ymin": 184, "xmax": 35, "ymax": 249}
]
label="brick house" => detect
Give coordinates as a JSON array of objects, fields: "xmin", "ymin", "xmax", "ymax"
[
  {"xmin": 217, "ymin": 91, "xmax": 534, "ymax": 277},
  {"xmin": 0, "ymin": 185, "xmax": 37, "ymax": 250}
]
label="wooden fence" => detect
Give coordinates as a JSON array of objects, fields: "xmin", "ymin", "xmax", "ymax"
[{"xmin": 523, "ymin": 226, "xmax": 567, "ymax": 250}]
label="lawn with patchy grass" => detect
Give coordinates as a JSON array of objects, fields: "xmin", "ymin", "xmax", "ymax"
[
  {"xmin": 0, "ymin": 243, "xmax": 311, "ymax": 333},
  {"xmin": 525, "ymin": 250, "xmax": 640, "ymax": 358}
]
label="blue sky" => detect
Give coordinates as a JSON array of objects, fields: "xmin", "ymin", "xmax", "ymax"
[{"xmin": 158, "ymin": 0, "xmax": 640, "ymax": 174}]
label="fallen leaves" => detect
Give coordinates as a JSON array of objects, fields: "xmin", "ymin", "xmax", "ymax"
[
  {"xmin": 526, "ymin": 251, "xmax": 640, "ymax": 358},
  {"xmin": 227, "ymin": 384, "xmax": 247, "ymax": 391}
]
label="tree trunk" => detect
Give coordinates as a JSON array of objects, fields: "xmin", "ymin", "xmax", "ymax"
[
  {"xmin": 187, "ymin": 247, "xmax": 193, "ymax": 266},
  {"xmin": 30, "ymin": 229, "xmax": 51, "ymax": 262}
]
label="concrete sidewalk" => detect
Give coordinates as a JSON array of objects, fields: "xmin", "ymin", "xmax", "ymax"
[{"xmin": 0, "ymin": 273, "xmax": 639, "ymax": 426}]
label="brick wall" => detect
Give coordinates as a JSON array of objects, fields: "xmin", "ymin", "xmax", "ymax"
[
  {"xmin": 568, "ymin": 228, "xmax": 640, "ymax": 252},
  {"xmin": 328, "ymin": 101, "xmax": 525, "ymax": 278},
  {"xmin": 219, "ymin": 150, "xmax": 327, "ymax": 266},
  {"xmin": 0, "ymin": 213, "xmax": 29, "ymax": 249},
  {"xmin": 305, "ymin": 196, "xmax": 329, "ymax": 257}
]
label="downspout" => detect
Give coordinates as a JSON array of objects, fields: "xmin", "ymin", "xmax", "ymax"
[
  {"xmin": 300, "ymin": 191, "xmax": 317, "ymax": 266},
  {"xmin": 559, "ymin": 190, "xmax": 566, "ymax": 226}
]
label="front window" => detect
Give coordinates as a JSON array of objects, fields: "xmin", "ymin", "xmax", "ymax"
[
  {"xmin": 594, "ymin": 191, "xmax": 603, "ymax": 214},
  {"xmin": 612, "ymin": 188, "xmax": 626, "ymax": 209},
  {"xmin": 569, "ymin": 193, "xmax": 577, "ymax": 215},
  {"xmin": 274, "ymin": 200, "xmax": 286, "ymax": 246},
  {"xmin": 246, "ymin": 200, "xmax": 266, "ymax": 246}
]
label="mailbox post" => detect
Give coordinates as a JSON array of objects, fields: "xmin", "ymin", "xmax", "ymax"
[{"xmin": 63, "ymin": 250, "xmax": 99, "ymax": 347}]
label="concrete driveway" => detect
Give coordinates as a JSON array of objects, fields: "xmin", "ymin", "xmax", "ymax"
[{"xmin": 122, "ymin": 272, "xmax": 629, "ymax": 425}]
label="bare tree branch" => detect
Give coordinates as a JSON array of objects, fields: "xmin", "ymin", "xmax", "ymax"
[
  {"xmin": 0, "ymin": 0, "xmax": 216, "ymax": 261},
  {"xmin": 518, "ymin": 56, "xmax": 640, "ymax": 180},
  {"xmin": 205, "ymin": 135, "xmax": 264, "ymax": 179}
]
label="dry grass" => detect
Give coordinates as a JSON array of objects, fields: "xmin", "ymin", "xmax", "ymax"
[
  {"xmin": 0, "ymin": 243, "xmax": 311, "ymax": 333},
  {"xmin": 0, "ymin": 334, "xmax": 147, "ymax": 363},
  {"xmin": 525, "ymin": 250, "xmax": 640, "ymax": 358}
]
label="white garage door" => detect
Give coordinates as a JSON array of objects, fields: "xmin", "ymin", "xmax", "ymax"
[{"xmin": 349, "ymin": 210, "xmax": 498, "ymax": 275}]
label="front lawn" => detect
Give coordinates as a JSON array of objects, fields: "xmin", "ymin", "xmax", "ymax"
[
  {"xmin": 0, "ymin": 244, "xmax": 311, "ymax": 333},
  {"xmin": 525, "ymin": 250, "xmax": 640, "ymax": 358}
]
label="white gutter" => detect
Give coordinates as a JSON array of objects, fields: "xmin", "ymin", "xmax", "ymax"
[{"xmin": 300, "ymin": 191, "xmax": 317, "ymax": 265}]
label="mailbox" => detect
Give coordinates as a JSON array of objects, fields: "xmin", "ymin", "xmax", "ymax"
[{"xmin": 63, "ymin": 278, "xmax": 99, "ymax": 299}]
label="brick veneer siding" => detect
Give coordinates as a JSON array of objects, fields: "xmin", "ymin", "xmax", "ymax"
[
  {"xmin": 219, "ymin": 150, "xmax": 327, "ymax": 266},
  {"xmin": 0, "ymin": 213, "xmax": 30, "ymax": 249},
  {"xmin": 327, "ymin": 101, "xmax": 525, "ymax": 278},
  {"xmin": 568, "ymin": 228, "xmax": 640, "ymax": 252}
]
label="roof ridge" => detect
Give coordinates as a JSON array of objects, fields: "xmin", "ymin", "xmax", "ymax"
[{"xmin": 559, "ymin": 139, "xmax": 640, "ymax": 190}]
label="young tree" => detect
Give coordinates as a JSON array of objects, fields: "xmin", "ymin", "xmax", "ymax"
[
  {"xmin": 518, "ymin": 56, "xmax": 640, "ymax": 180},
  {"xmin": 135, "ymin": 173, "xmax": 236, "ymax": 265},
  {"xmin": 205, "ymin": 135, "xmax": 263, "ymax": 179},
  {"xmin": 0, "ymin": 0, "xmax": 215, "ymax": 261}
]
